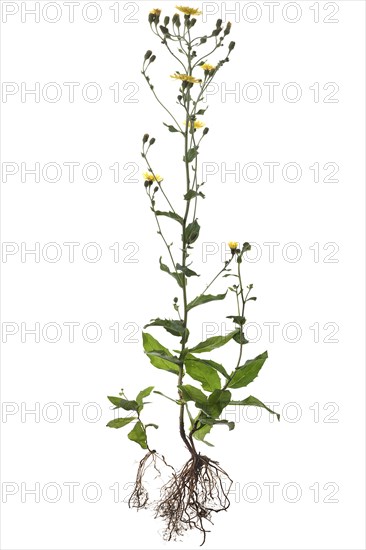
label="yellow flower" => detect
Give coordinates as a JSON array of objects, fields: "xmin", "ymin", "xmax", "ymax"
[
  {"xmin": 184, "ymin": 120, "xmax": 205, "ymax": 129},
  {"xmin": 175, "ymin": 5, "xmax": 202, "ymax": 16},
  {"xmin": 143, "ymin": 172, "xmax": 163, "ymax": 183},
  {"xmin": 171, "ymin": 74, "xmax": 202, "ymax": 84},
  {"xmin": 150, "ymin": 8, "xmax": 161, "ymax": 15},
  {"xmin": 201, "ymin": 63, "xmax": 216, "ymax": 72},
  {"xmin": 228, "ymin": 241, "xmax": 239, "ymax": 251}
]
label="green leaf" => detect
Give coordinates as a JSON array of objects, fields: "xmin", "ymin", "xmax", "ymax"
[
  {"xmin": 188, "ymin": 330, "xmax": 239, "ymax": 354},
  {"xmin": 183, "ymin": 146, "xmax": 199, "ymax": 163},
  {"xmin": 200, "ymin": 417, "xmax": 235, "ymax": 431},
  {"xmin": 107, "ymin": 396, "xmax": 139, "ymax": 411},
  {"xmin": 196, "ymin": 108, "xmax": 207, "ymax": 115},
  {"xmin": 227, "ymin": 315, "xmax": 246, "ymax": 326},
  {"xmin": 128, "ymin": 421, "xmax": 148, "ymax": 449},
  {"xmin": 145, "ymin": 423, "xmax": 159, "ymax": 429},
  {"xmin": 136, "ymin": 386, "xmax": 154, "ymax": 408},
  {"xmin": 163, "ymin": 122, "xmax": 180, "ymax": 133},
  {"xmin": 185, "ymin": 357, "xmax": 221, "ymax": 391},
  {"xmin": 193, "ymin": 423, "xmax": 213, "ymax": 446},
  {"xmin": 184, "ymin": 219, "xmax": 200, "ymax": 245},
  {"xmin": 159, "ymin": 257, "xmax": 184, "ymax": 288},
  {"xmin": 176, "ymin": 264, "xmax": 199, "ymax": 277},
  {"xmin": 142, "ymin": 332, "xmax": 179, "ymax": 375},
  {"xmin": 106, "ymin": 417, "xmax": 136, "ymax": 429},
  {"xmin": 230, "ymin": 395, "xmax": 280, "ymax": 421},
  {"xmin": 233, "ymin": 331, "xmax": 249, "ymax": 345},
  {"xmin": 187, "ymin": 292, "xmax": 227, "ymax": 312},
  {"xmin": 185, "ymin": 355, "xmax": 230, "ymax": 379},
  {"xmin": 204, "ymin": 389, "xmax": 231, "ymax": 418},
  {"xmin": 144, "ymin": 318, "xmax": 187, "ymax": 338},
  {"xmin": 155, "ymin": 210, "xmax": 183, "ymax": 224},
  {"xmin": 228, "ymin": 352, "xmax": 268, "ymax": 389},
  {"xmin": 184, "ymin": 189, "xmax": 205, "ymax": 201},
  {"xmin": 179, "ymin": 384, "xmax": 207, "ymax": 407}
]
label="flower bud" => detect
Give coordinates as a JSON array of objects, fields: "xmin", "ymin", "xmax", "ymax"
[
  {"xmin": 173, "ymin": 297, "xmax": 178, "ymax": 303},
  {"xmin": 200, "ymin": 36, "xmax": 207, "ymax": 44},
  {"xmin": 203, "ymin": 127, "xmax": 209, "ymax": 135},
  {"xmin": 224, "ymin": 22, "xmax": 232, "ymax": 36},
  {"xmin": 148, "ymin": 13, "xmax": 154, "ymax": 24},
  {"xmin": 144, "ymin": 50, "xmax": 152, "ymax": 60},
  {"xmin": 144, "ymin": 181, "xmax": 149, "ymax": 188},
  {"xmin": 143, "ymin": 133, "xmax": 149, "ymax": 143},
  {"xmin": 154, "ymin": 186, "xmax": 159, "ymax": 193},
  {"xmin": 190, "ymin": 18, "xmax": 197, "ymax": 27},
  {"xmin": 160, "ymin": 25, "xmax": 169, "ymax": 34},
  {"xmin": 164, "ymin": 15, "xmax": 170, "ymax": 26},
  {"xmin": 149, "ymin": 137, "xmax": 156, "ymax": 145},
  {"xmin": 172, "ymin": 13, "xmax": 181, "ymax": 27},
  {"xmin": 216, "ymin": 18, "xmax": 222, "ymax": 28},
  {"xmin": 229, "ymin": 41, "xmax": 236, "ymax": 51},
  {"xmin": 150, "ymin": 55, "xmax": 156, "ymax": 63}
]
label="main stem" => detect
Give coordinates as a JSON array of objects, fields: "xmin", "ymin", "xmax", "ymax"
[{"xmin": 177, "ymin": 30, "xmax": 197, "ymax": 458}]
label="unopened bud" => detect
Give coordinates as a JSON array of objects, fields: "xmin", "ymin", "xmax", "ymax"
[
  {"xmin": 229, "ymin": 41, "xmax": 236, "ymax": 51},
  {"xmin": 160, "ymin": 25, "xmax": 169, "ymax": 34},
  {"xmin": 164, "ymin": 16, "xmax": 170, "ymax": 25},
  {"xmin": 203, "ymin": 127, "xmax": 209, "ymax": 135},
  {"xmin": 216, "ymin": 18, "xmax": 222, "ymax": 28},
  {"xmin": 173, "ymin": 297, "xmax": 178, "ymax": 303},
  {"xmin": 172, "ymin": 13, "xmax": 181, "ymax": 27},
  {"xmin": 150, "ymin": 55, "xmax": 156, "ymax": 63},
  {"xmin": 224, "ymin": 22, "xmax": 232, "ymax": 36},
  {"xmin": 149, "ymin": 137, "xmax": 156, "ymax": 145},
  {"xmin": 143, "ymin": 134, "xmax": 149, "ymax": 143},
  {"xmin": 200, "ymin": 36, "xmax": 207, "ymax": 44},
  {"xmin": 144, "ymin": 50, "xmax": 152, "ymax": 60}
]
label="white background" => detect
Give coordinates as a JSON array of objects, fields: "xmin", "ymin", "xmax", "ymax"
[{"xmin": 1, "ymin": 1, "xmax": 365, "ymax": 549}]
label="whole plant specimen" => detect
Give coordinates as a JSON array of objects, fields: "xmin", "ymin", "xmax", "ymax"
[{"xmin": 107, "ymin": 5, "xmax": 279, "ymax": 545}]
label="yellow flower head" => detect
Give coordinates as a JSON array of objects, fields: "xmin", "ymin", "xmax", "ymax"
[
  {"xmin": 143, "ymin": 172, "xmax": 163, "ymax": 183},
  {"xmin": 228, "ymin": 241, "xmax": 239, "ymax": 251},
  {"xmin": 171, "ymin": 74, "xmax": 202, "ymax": 84},
  {"xmin": 184, "ymin": 120, "xmax": 205, "ymax": 129},
  {"xmin": 201, "ymin": 63, "xmax": 216, "ymax": 72},
  {"xmin": 150, "ymin": 8, "xmax": 161, "ymax": 15},
  {"xmin": 175, "ymin": 5, "xmax": 202, "ymax": 16}
]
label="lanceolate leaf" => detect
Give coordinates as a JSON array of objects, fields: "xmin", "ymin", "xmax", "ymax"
[
  {"xmin": 107, "ymin": 396, "xmax": 139, "ymax": 411},
  {"xmin": 106, "ymin": 417, "xmax": 136, "ymax": 429},
  {"xmin": 199, "ymin": 416, "xmax": 235, "ymax": 431},
  {"xmin": 193, "ymin": 423, "xmax": 213, "ymax": 446},
  {"xmin": 155, "ymin": 210, "xmax": 183, "ymax": 224},
  {"xmin": 184, "ymin": 356, "xmax": 222, "ymax": 391},
  {"xmin": 136, "ymin": 386, "xmax": 154, "ymax": 408},
  {"xmin": 184, "ymin": 219, "xmax": 200, "ymax": 245},
  {"xmin": 144, "ymin": 318, "xmax": 187, "ymax": 338},
  {"xmin": 128, "ymin": 421, "xmax": 148, "ymax": 449},
  {"xmin": 176, "ymin": 264, "xmax": 199, "ymax": 277},
  {"xmin": 230, "ymin": 395, "xmax": 280, "ymax": 421},
  {"xmin": 142, "ymin": 332, "xmax": 179, "ymax": 375},
  {"xmin": 187, "ymin": 292, "xmax": 227, "ymax": 312},
  {"xmin": 183, "ymin": 146, "xmax": 199, "ymax": 163},
  {"xmin": 184, "ymin": 189, "xmax": 205, "ymax": 201},
  {"xmin": 159, "ymin": 257, "xmax": 184, "ymax": 288},
  {"xmin": 185, "ymin": 355, "xmax": 230, "ymax": 379},
  {"xmin": 203, "ymin": 389, "xmax": 231, "ymax": 418},
  {"xmin": 179, "ymin": 384, "xmax": 207, "ymax": 407},
  {"xmin": 188, "ymin": 330, "xmax": 239, "ymax": 354},
  {"xmin": 228, "ymin": 352, "xmax": 268, "ymax": 389},
  {"xmin": 163, "ymin": 122, "xmax": 180, "ymax": 133}
]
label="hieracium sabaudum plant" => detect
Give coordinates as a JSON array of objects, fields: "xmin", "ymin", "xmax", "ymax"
[{"xmin": 107, "ymin": 4, "xmax": 279, "ymax": 545}]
